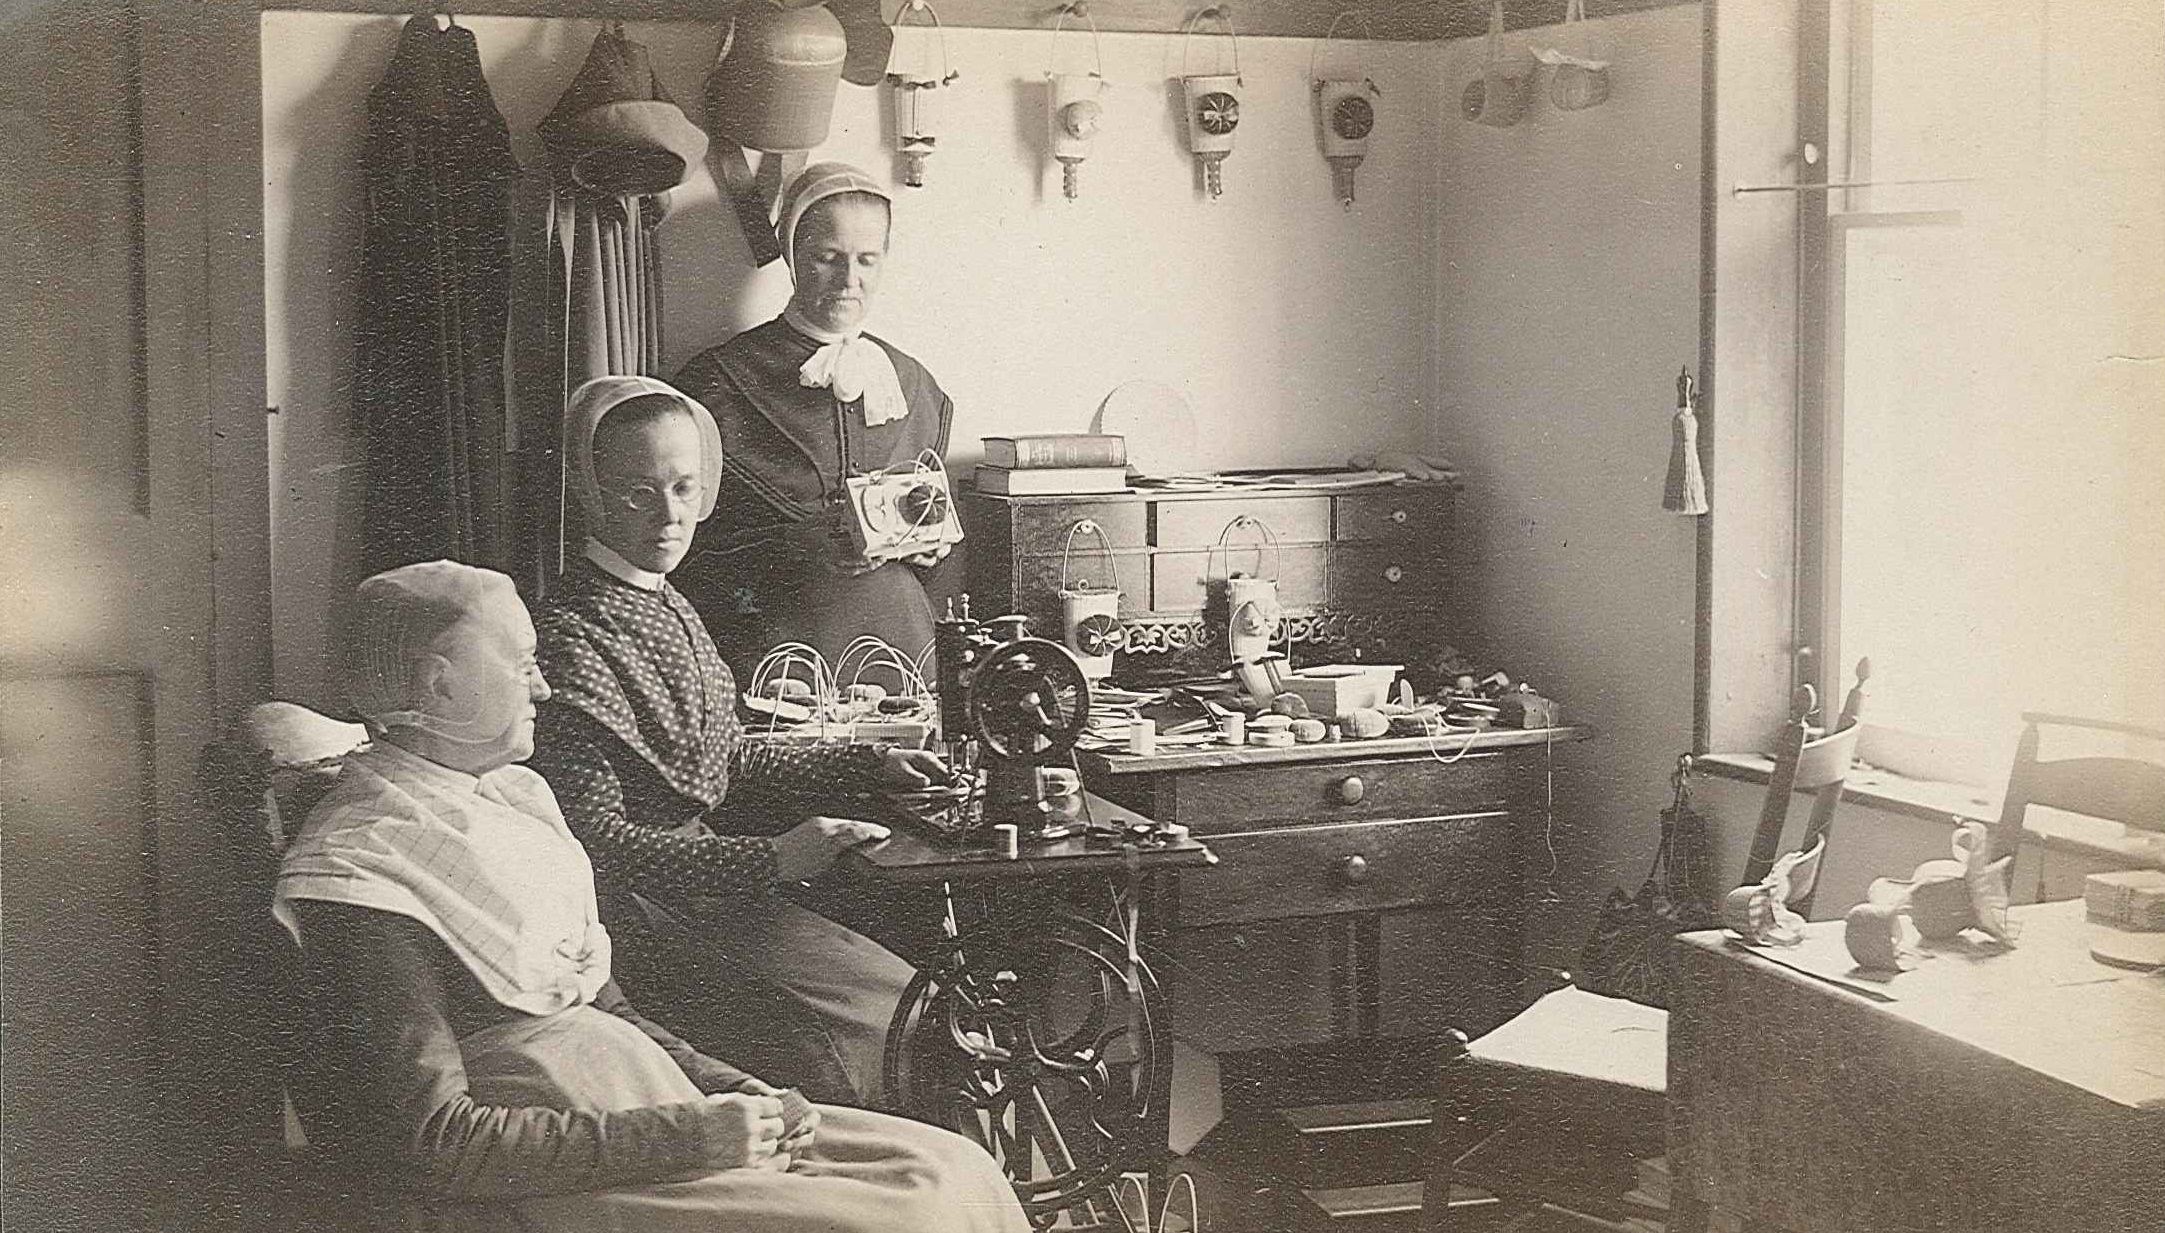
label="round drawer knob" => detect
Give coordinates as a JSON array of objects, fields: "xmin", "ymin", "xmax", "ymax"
[
  {"xmin": 1383, "ymin": 565, "xmax": 1404, "ymax": 584},
  {"xmin": 1389, "ymin": 508, "xmax": 1409, "ymax": 525},
  {"xmin": 1338, "ymin": 854, "xmax": 1371, "ymax": 884},
  {"xmin": 1334, "ymin": 775, "xmax": 1366, "ymax": 805}
]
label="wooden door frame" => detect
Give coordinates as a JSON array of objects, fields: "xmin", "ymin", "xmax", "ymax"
[{"xmin": 138, "ymin": 0, "xmax": 273, "ymax": 1214}]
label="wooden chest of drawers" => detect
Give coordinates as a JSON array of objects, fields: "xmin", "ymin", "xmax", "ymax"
[
  {"xmin": 1081, "ymin": 730, "xmax": 1579, "ymax": 1056},
  {"xmin": 959, "ymin": 480, "xmax": 1455, "ymax": 672}
]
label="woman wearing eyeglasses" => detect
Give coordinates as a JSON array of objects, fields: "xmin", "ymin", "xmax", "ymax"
[{"xmin": 527, "ymin": 374, "xmax": 941, "ymax": 1109}]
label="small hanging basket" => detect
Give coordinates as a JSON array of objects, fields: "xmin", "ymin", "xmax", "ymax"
[
  {"xmin": 1059, "ymin": 519, "xmax": 1127, "ymax": 678},
  {"xmin": 1462, "ymin": 0, "xmax": 1530, "ymax": 127}
]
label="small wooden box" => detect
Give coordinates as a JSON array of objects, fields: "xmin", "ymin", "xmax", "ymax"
[{"xmin": 1278, "ymin": 665, "xmax": 1400, "ymax": 718}]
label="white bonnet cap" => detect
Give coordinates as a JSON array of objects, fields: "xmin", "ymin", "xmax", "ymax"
[
  {"xmin": 563, "ymin": 375, "xmax": 725, "ymax": 523},
  {"xmin": 777, "ymin": 161, "xmax": 893, "ymax": 272},
  {"xmin": 342, "ymin": 561, "xmax": 524, "ymax": 732}
]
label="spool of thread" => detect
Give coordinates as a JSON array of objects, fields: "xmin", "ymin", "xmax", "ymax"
[
  {"xmin": 1128, "ymin": 717, "xmax": 1157, "ymax": 756},
  {"xmin": 1218, "ymin": 712, "xmax": 1246, "ymax": 745},
  {"xmin": 992, "ymin": 823, "xmax": 1020, "ymax": 859}
]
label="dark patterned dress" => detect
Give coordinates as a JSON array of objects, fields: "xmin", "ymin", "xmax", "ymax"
[
  {"xmin": 669, "ymin": 316, "xmax": 955, "ymax": 682},
  {"xmin": 530, "ymin": 554, "xmax": 913, "ymax": 1104}
]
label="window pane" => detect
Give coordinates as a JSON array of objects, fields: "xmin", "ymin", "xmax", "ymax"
[{"xmin": 1835, "ymin": 0, "xmax": 2165, "ymax": 780}]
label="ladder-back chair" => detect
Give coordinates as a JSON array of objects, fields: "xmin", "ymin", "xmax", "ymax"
[{"xmin": 1422, "ymin": 664, "xmax": 1868, "ymax": 1231}]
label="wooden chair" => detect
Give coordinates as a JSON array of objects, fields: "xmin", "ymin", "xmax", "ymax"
[
  {"xmin": 222, "ymin": 702, "xmax": 372, "ymax": 1223},
  {"xmin": 1989, "ymin": 712, "xmax": 2165, "ymax": 902},
  {"xmin": 1423, "ymin": 666, "xmax": 1867, "ymax": 1231}
]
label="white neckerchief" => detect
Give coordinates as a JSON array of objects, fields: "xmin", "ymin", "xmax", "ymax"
[
  {"xmin": 274, "ymin": 742, "xmax": 611, "ymax": 1016},
  {"xmin": 584, "ymin": 537, "xmax": 666, "ymax": 592},
  {"xmin": 783, "ymin": 306, "xmax": 910, "ymax": 428}
]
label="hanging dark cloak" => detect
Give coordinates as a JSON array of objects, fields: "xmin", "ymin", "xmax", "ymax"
[
  {"xmin": 355, "ymin": 16, "xmax": 519, "ymax": 575},
  {"xmin": 669, "ymin": 317, "xmax": 954, "ymax": 677}
]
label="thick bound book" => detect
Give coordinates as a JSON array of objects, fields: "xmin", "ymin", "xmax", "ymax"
[
  {"xmin": 974, "ymin": 465, "xmax": 1130, "ymax": 496},
  {"xmin": 981, "ymin": 433, "xmax": 1127, "ymax": 469}
]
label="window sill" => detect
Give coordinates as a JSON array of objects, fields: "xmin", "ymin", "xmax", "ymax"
[{"xmin": 1696, "ymin": 752, "xmax": 2165, "ymax": 870}]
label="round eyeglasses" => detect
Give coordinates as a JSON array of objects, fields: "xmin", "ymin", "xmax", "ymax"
[{"xmin": 597, "ymin": 477, "xmax": 702, "ymax": 514}]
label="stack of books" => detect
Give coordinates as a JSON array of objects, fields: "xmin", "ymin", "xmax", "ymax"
[{"xmin": 974, "ymin": 433, "xmax": 1129, "ymax": 495}]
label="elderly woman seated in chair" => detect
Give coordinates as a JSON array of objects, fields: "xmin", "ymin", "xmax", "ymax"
[{"xmin": 272, "ymin": 560, "xmax": 1026, "ymax": 1232}]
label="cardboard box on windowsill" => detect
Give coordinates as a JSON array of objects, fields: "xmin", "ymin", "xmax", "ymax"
[{"xmin": 2084, "ymin": 869, "xmax": 2165, "ymax": 930}]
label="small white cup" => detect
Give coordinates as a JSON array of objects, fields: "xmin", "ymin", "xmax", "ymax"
[
  {"xmin": 1218, "ymin": 712, "xmax": 1246, "ymax": 745},
  {"xmin": 1128, "ymin": 717, "xmax": 1158, "ymax": 756}
]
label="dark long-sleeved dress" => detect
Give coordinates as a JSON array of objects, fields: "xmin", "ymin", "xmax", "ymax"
[
  {"xmin": 669, "ymin": 316, "xmax": 955, "ymax": 679},
  {"xmin": 530, "ymin": 554, "xmax": 914, "ymax": 1103},
  {"xmin": 283, "ymin": 892, "xmax": 1024, "ymax": 1230}
]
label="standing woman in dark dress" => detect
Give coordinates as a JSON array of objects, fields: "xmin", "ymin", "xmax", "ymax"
[{"xmin": 671, "ymin": 163, "xmax": 955, "ymax": 680}]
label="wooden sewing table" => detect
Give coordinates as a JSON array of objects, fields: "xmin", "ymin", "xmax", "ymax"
[
  {"xmin": 843, "ymin": 794, "xmax": 1212, "ymax": 1231},
  {"xmin": 1666, "ymin": 899, "xmax": 2165, "ymax": 1233}
]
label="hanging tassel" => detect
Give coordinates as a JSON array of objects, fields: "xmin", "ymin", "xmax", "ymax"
[{"xmin": 1664, "ymin": 366, "xmax": 1710, "ymax": 515}]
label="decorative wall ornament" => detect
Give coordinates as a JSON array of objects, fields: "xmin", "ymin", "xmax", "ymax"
[
  {"xmin": 1530, "ymin": 0, "xmax": 1612, "ymax": 112},
  {"xmin": 1177, "ymin": 5, "xmax": 1242, "ymax": 199},
  {"xmin": 1311, "ymin": 10, "xmax": 1381, "ymax": 209},
  {"xmin": 1664, "ymin": 367, "xmax": 1709, "ymax": 514},
  {"xmin": 1047, "ymin": 2, "xmax": 1108, "ymax": 201},
  {"xmin": 1461, "ymin": 0, "xmax": 1529, "ymax": 127},
  {"xmin": 1117, "ymin": 610, "xmax": 1383, "ymax": 655},
  {"xmin": 886, "ymin": 0, "xmax": 958, "ymax": 188}
]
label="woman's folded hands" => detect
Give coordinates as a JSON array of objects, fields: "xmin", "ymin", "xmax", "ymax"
[{"xmin": 693, "ymin": 1091, "xmax": 791, "ymax": 1172}]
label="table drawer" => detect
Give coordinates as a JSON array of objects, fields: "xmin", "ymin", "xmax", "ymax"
[
  {"xmin": 1334, "ymin": 489, "xmax": 1450, "ymax": 542},
  {"xmin": 1177, "ymin": 812, "xmax": 1511, "ymax": 928},
  {"xmin": 1164, "ymin": 754, "xmax": 1507, "ymax": 832},
  {"xmin": 1010, "ymin": 501, "xmax": 1147, "ymax": 555},
  {"xmin": 1326, "ymin": 542, "xmax": 1444, "ymax": 608},
  {"xmin": 1152, "ymin": 495, "xmax": 1331, "ymax": 548}
]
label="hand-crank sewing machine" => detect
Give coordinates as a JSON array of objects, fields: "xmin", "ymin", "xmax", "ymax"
[
  {"xmin": 930, "ymin": 601, "xmax": 1094, "ymax": 841},
  {"xmin": 850, "ymin": 597, "xmax": 1211, "ymax": 1231},
  {"xmin": 889, "ymin": 596, "xmax": 1184, "ymax": 852}
]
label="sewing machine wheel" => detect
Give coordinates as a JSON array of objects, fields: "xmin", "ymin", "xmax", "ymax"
[
  {"xmin": 885, "ymin": 909, "xmax": 1166, "ymax": 1228},
  {"xmin": 965, "ymin": 638, "xmax": 1091, "ymax": 762}
]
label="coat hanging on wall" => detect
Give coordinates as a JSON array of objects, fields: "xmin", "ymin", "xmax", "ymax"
[
  {"xmin": 356, "ymin": 13, "xmax": 521, "ymax": 578},
  {"xmin": 511, "ymin": 23, "xmax": 707, "ymax": 594}
]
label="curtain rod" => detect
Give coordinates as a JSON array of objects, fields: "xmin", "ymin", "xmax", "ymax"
[{"xmin": 1733, "ymin": 176, "xmax": 1976, "ymax": 197}]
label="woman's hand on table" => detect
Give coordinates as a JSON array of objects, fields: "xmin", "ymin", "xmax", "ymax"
[
  {"xmin": 772, "ymin": 815, "xmax": 892, "ymax": 881},
  {"xmin": 879, "ymin": 746, "xmax": 951, "ymax": 789},
  {"xmin": 694, "ymin": 1091, "xmax": 787, "ymax": 1171}
]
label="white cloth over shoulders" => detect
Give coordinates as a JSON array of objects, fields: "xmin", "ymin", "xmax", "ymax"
[
  {"xmin": 783, "ymin": 305, "xmax": 910, "ymax": 428},
  {"xmin": 274, "ymin": 742, "xmax": 611, "ymax": 1016}
]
